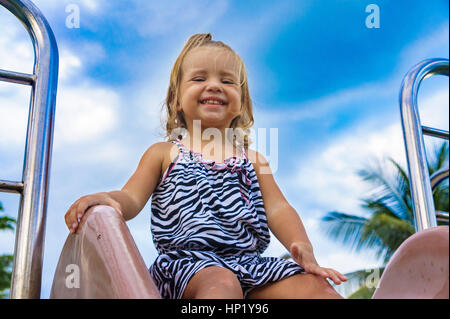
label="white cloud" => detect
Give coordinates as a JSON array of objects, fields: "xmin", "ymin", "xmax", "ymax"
[
  {"xmin": 418, "ymin": 87, "xmax": 449, "ymax": 132},
  {"xmin": 289, "ymin": 86, "xmax": 448, "ymax": 214},
  {"xmin": 80, "ymin": 0, "xmax": 100, "ymax": 12},
  {"xmin": 253, "ymin": 77, "xmax": 398, "ymax": 132},
  {"xmin": 265, "ymin": 86, "xmax": 448, "ymax": 285},
  {"xmin": 53, "ymin": 83, "xmax": 121, "ymax": 147},
  {"xmin": 0, "ymin": 85, "xmax": 29, "ymax": 149},
  {"xmin": 0, "ymin": 8, "xmax": 119, "ymax": 149},
  {"xmin": 319, "ymin": 250, "xmax": 382, "ymax": 275},
  {"xmin": 288, "ymin": 124, "xmax": 404, "ymax": 216},
  {"xmin": 132, "ymin": 80, "xmax": 168, "ymax": 136},
  {"xmin": 400, "ymin": 22, "xmax": 449, "ymax": 69},
  {"xmin": 123, "ymin": 0, "xmax": 229, "ymax": 37},
  {"xmin": 0, "ymin": 10, "xmax": 34, "ymax": 74},
  {"xmin": 0, "ymin": 82, "xmax": 121, "ymax": 150},
  {"xmin": 58, "ymin": 49, "xmax": 82, "ymax": 81}
]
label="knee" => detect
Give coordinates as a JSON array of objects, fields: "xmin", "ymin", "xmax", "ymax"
[
  {"xmin": 184, "ymin": 266, "xmax": 243, "ymax": 299},
  {"xmin": 208, "ymin": 272, "xmax": 243, "ymax": 297},
  {"xmin": 194, "ymin": 267, "xmax": 243, "ymax": 299}
]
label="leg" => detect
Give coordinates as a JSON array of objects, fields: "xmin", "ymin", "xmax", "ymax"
[
  {"xmin": 247, "ymin": 273, "xmax": 343, "ymax": 299},
  {"xmin": 182, "ymin": 266, "xmax": 244, "ymax": 299}
]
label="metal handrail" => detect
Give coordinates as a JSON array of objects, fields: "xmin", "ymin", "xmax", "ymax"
[
  {"xmin": 0, "ymin": 0, "xmax": 58, "ymax": 298},
  {"xmin": 430, "ymin": 167, "xmax": 450, "ymax": 224},
  {"xmin": 422, "ymin": 126, "xmax": 449, "ymax": 140},
  {"xmin": 399, "ymin": 58, "xmax": 449, "ymax": 232},
  {"xmin": 436, "ymin": 211, "xmax": 449, "ymax": 223},
  {"xmin": 430, "ymin": 166, "xmax": 449, "ymax": 190}
]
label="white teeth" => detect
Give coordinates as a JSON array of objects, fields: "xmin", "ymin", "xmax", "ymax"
[{"xmin": 201, "ymin": 99, "xmax": 223, "ymax": 105}]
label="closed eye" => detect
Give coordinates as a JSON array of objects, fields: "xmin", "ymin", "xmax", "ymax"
[{"xmin": 192, "ymin": 77, "xmax": 234, "ymax": 84}]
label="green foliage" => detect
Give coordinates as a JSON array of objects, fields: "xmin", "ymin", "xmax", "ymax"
[
  {"xmin": 321, "ymin": 141, "xmax": 448, "ymax": 264},
  {"xmin": 0, "ymin": 255, "xmax": 13, "ymax": 295},
  {"xmin": 0, "ymin": 201, "xmax": 16, "ymax": 299},
  {"xmin": 347, "ymin": 285, "xmax": 376, "ymax": 299},
  {"xmin": 0, "ymin": 215, "xmax": 16, "ymax": 231},
  {"xmin": 0, "ymin": 201, "xmax": 16, "ymax": 231},
  {"xmin": 321, "ymin": 141, "xmax": 448, "ymax": 297}
]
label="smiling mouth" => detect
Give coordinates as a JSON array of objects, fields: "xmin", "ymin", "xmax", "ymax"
[{"xmin": 199, "ymin": 98, "xmax": 227, "ymax": 106}]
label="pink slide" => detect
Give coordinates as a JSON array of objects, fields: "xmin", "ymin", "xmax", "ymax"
[
  {"xmin": 372, "ymin": 226, "xmax": 449, "ymax": 299},
  {"xmin": 50, "ymin": 205, "xmax": 161, "ymax": 298},
  {"xmin": 51, "ymin": 205, "xmax": 448, "ymax": 299}
]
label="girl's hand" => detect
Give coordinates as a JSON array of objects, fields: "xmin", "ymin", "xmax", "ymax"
[
  {"xmin": 290, "ymin": 242, "xmax": 348, "ymax": 285},
  {"xmin": 64, "ymin": 192, "xmax": 122, "ymax": 234}
]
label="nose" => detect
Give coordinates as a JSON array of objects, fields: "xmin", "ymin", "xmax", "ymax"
[{"xmin": 205, "ymin": 78, "xmax": 223, "ymax": 92}]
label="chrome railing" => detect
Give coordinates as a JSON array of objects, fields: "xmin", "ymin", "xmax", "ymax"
[
  {"xmin": 0, "ymin": 0, "xmax": 58, "ymax": 298},
  {"xmin": 399, "ymin": 58, "xmax": 449, "ymax": 232}
]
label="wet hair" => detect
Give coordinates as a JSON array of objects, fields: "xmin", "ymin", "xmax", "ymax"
[{"xmin": 161, "ymin": 33, "xmax": 254, "ymax": 149}]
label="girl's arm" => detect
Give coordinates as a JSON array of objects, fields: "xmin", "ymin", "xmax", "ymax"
[
  {"xmin": 65, "ymin": 142, "xmax": 166, "ymax": 233},
  {"xmin": 250, "ymin": 149, "xmax": 347, "ymax": 285},
  {"xmin": 116, "ymin": 141, "xmax": 167, "ymax": 220}
]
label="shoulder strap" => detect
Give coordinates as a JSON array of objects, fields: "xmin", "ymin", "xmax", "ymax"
[
  {"xmin": 240, "ymin": 144, "xmax": 247, "ymax": 161},
  {"xmin": 171, "ymin": 139, "xmax": 186, "ymax": 154}
]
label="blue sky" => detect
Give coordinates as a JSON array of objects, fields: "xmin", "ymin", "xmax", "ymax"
[{"xmin": 0, "ymin": 0, "xmax": 448, "ymax": 298}]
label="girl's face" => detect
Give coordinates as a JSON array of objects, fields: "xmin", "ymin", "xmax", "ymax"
[{"xmin": 178, "ymin": 47, "xmax": 242, "ymax": 130}]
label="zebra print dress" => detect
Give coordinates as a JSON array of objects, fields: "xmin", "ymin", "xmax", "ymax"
[{"xmin": 149, "ymin": 139, "xmax": 304, "ymax": 298}]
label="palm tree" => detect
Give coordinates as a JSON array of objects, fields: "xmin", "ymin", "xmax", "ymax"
[
  {"xmin": 0, "ymin": 201, "xmax": 16, "ymax": 299},
  {"xmin": 320, "ymin": 141, "xmax": 448, "ymax": 297}
]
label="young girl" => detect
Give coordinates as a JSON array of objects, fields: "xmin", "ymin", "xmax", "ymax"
[{"xmin": 64, "ymin": 33, "xmax": 347, "ymax": 299}]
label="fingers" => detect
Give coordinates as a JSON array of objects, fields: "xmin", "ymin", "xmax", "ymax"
[
  {"xmin": 64, "ymin": 200, "xmax": 80, "ymax": 234},
  {"xmin": 289, "ymin": 242, "xmax": 348, "ymax": 285},
  {"xmin": 64, "ymin": 195, "xmax": 122, "ymax": 234},
  {"xmin": 320, "ymin": 268, "xmax": 348, "ymax": 285},
  {"xmin": 302, "ymin": 264, "xmax": 347, "ymax": 285},
  {"xmin": 65, "ymin": 202, "xmax": 83, "ymax": 234},
  {"xmin": 337, "ymin": 271, "xmax": 348, "ymax": 282}
]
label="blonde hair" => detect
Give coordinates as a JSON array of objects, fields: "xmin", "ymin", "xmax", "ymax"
[{"xmin": 161, "ymin": 33, "xmax": 254, "ymax": 149}]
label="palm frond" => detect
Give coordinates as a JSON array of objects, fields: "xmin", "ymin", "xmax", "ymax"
[
  {"xmin": 387, "ymin": 158, "xmax": 414, "ymax": 223},
  {"xmin": 320, "ymin": 141, "xmax": 448, "ymax": 269},
  {"xmin": 360, "ymin": 199, "xmax": 398, "ymax": 220},
  {"xmin": 436, "ymin": 142, "xmax": 449, "ymax": 168},
  {"xmin": 320, "ymin": 212, "xmax": 375, "ymax": 252},
  {"xmin": 0, "ymin": 201, "xmax": 16, "ymax": 232},
  {"xmin": 0, "ymin": 216, "xmax": 16, "ymax": 232},
  {"xmin": 0, "ymin": 254, "xmax": 14, "ymax": 292},
  {"xmin": 434, "ymin": 179, "xmax": 449, "ymax": 213},
  {"xmin": 363, "ymin": 212, "xmax": 414, "ymax": 263},
  {"xmin": 426, "ymin": 142, "xmax": 449, "ymax": 175},
  {"xmin": 357, "ymin": 163, "xmax": 410, "ymax": 221}
]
